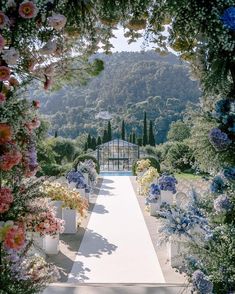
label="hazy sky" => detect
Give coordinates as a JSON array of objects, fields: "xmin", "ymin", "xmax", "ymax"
[{"xmin": 110, "ymin": 28, "xmax": 151, "ymax": 52}]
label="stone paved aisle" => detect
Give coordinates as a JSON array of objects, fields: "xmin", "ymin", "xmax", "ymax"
[{"xmin": 68, "ymin": 176, "xmax": 165, "ymax": 283}]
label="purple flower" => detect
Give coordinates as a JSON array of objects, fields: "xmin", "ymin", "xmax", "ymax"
[
  {"xmin": 223, "ymin": 167, "xmax": 235, "ymax": 181},
  {"xmin": 159, "ymin": 174, "xmax": 177, "ymax": 194},
  {"xmin": 221, "ymin": 7, "xmax": 235, "ymax": 31},
  {"xmin": 192, "ymin": 270, "xmax": 213, "ymax": 294},
  {"xmin": 214, "ymin": 195, "xmax": 232, "ymax": 213},
  {"xmin": 208, "ymin": 128, "xmax": 231, "ymax": 151}
]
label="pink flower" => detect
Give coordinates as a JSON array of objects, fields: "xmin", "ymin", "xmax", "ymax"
[
  {"xmin": 4, "ymin": 224, "xmax": 25, "ymax": 250},
  {"xmin": 0, "ymin": 93, "xmax": 6, "ymax": 104},
  {"xmin": 0, "ymin": 11, "xmax": 9, "ymax": 29},
  {"xmin": 48, "ymin": 13, "xmax": 67, "ymax": 31},
  {"xmin": 0, "ymin": 34, "xmax": 5, "ymax": 51},
  {"xmin": 0, "ymin": 66, "xmax": 11, "ymax": 81},
  {"xmin": 0, "ymin": 187, "xmax": 13, "ymax": 213},
  {"xmin": 19, "ymin": 1, "xmax": 38, "ymax": 19},
  {"xmin": 0, "ymin": 149, "xmax": 22, "ymax": 171}
]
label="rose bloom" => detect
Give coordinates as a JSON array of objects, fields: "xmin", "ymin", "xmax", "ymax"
[
  {"xmin": 4, "ymin": 224, "xmax": 25, "ymax": 250},
  {"xmin": 0, "ymin": 123, "xmax": 12, "ymax": 143},
  {"xmin": 25, "ymin": 118, "xmax": 41, "ymax": 131},
  {"xmin": 48, "ymin": 13, "xmax": 67, "ymax": 31},
  {"xmin": 0, "ymin": 187, "xmax": 13, "ymax": 213},
  {"xmin": 9, "ymin": 76, "xmax": 19, "ymax": 87},
  {"xmin": 0, "ymin": 34, "xmax": 5, "ymax": 51},
  {"xmin": 0, "ymin": 92, "xmax": 6, "ymax": 104},
  {"xmin": 0, "ymin": 11, "xmax": 9, "ymax": 29},
  {"xmin": 32, "ymin": 100, "xmax": 40, "ymax": 108},
  {"xmin": 0, "ymin": 150, "xmax": 22, "ymax": 171},
  {"xmin": 0, "ymin": 66, "xmax": 11, "ymax": 81},
  {"xmin": 19, "ymin": 1, "xmax": 38, "ymax": 19}
]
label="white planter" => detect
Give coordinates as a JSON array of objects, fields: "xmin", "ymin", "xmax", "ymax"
[
  {"xmin": 168, "ymin": 236, "xmax": 188, "ymax": 268},
  {"xmin": 50, "ymin": 200, "xmax": 63, "ymax": 219},
  {"xmin": 149, "ymin": 201, "xmax": 160, "ymax": 216},
  {"xmin": 68, "ymin": 182, "xmax": 77, "ymax": 189},
  {"xmin": 161, "ymin": 190, "xmax": 173, "ymax": 205},
  {"xmin": 62, "ymin": 208, "xmax": 78, "ymax": 234},
  {"xmin": 26, "ymin": 232, "xmax": 45, "ymax": 250},
  {"xmin": 44, "ymin": 234, "xmax": 59, "ymax": 255}
]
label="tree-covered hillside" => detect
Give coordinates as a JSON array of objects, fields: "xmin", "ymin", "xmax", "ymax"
[{"xmin": 37, "ymin": 51, "xmax": 201, "ymax": 143}]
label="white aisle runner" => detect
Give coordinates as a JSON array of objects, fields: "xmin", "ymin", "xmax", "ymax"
[{"xmin": 68, "ymin": 176, "xmax": 165, "ymax": 283}]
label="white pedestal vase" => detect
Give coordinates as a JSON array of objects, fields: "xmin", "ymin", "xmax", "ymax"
[
  {"xmin": 149, "ymin": 199, "xmax": 161, "ymax": 216},
  {"xmin": 62, "ymin": 208, "xmax": 78, "ymax": 234},
  {"xmin": 50, "ymin": 200, "xmax": 63, "ymax": 219},
  {"xmin": 44, "ymin": 234, "xmax": 60, "ymax": 255},
  {"xmin": 26, "ymin": 232, "xmax": 46, "ymax": 258},
  {"xmin": 168, "ymin": 236, "xmax": 188, "ymax": 268},
  {"xmin": 161, "ymin": 190, "xmax": 174, "ymax": 205}
]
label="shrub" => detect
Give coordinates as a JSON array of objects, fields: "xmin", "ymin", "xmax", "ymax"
[
  {"xmin": 73, "ymin": 154, "xmax": 100, "ymax": 173},
  {"xmin": 132, "ymin": 156, "xmax": 161, "ymax": 175}
]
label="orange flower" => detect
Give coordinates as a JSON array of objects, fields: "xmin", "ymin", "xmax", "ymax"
[
  {"xmin": 4, "ymin": 224, "xmax": 25, "ymax": 250},
  {"xmin": 0, "ymin": 123, "xmax": 12, "ymax": 143},
  {"xmin": 19, "ymin": 1, "xmax": 38, "ymax": 19}
]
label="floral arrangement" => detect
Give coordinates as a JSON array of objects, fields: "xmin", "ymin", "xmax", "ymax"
[
  {"xmin": 42, "ymin": 182, "xmax": 88, "ymax": 217},
  {"xmin": 22, "ymin": 198, "xmax": 64, "ymax": 236},
  {"xmin": 67, "ymin": 169, "xmax": 90, "ymax": 192},
  {"xmin": 158, "ymin": 174, "xmax": 178, "ymax": 194},
  {"xmin": 136, "ymin": 159, "xmax": 151, "ymax": 174},
  {"xmin": 137, "ymin": 167, "xmax": 159, "ymax": 196},
  {"xmin": 145, "ymin": 183, "xmax": 161, "ymax": 205},
  {"xmin": 77, "ymin": 159, "xmax": 98, "ymax": 184}
]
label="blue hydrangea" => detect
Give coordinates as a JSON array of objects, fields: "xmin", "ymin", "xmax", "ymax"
[
  {"xmin": 210, "ymin": 177, "xmax": 223, "ymax": 194},
  {"xmin": 66, "ymin": 170, "xmax": 90, "ymax": 191},
  {"xmin": 214, "ymin": 195, "xmax": 232, "ymax": 213},
  {"xmin": 210, "ymin": 175, "xmax": 227, "ymax": 194},
  {"xmin": 192, "ymin": 270, "xmax": 213, "ymax": 294},
  {"xmin": 146, "ymin": 184, "xmax": 161, "ymax": 204},
  {"xmin": 221, "ymin": 7, "xmax": 235, "ymax": 31},
  {"xmin": 159, "ymin": 174, "xmax": 177, "ymax": 194},
  {"xmin": 223, "ymin": 167, "xmax": 235, "ymax": 181},
  {"xmin": 208, "ymin": 128, "xmax": 232, "ymax": 151}
]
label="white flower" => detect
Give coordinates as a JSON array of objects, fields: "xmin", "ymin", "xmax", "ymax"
[
  {"xmin": 2, "ymin": 48, "xmax": 19, "ymax": 65},
  {"xmin": 48, "ymin": 13, "xmax": 67, "ymax": 31},
  {"xmin": 7, "ymin": 0, "xmax": 16, "ymax": 8}
]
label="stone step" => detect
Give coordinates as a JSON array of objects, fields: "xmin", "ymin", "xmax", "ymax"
[{"xmin": 43, "ymin": 283, "xmax": 191, "ymax": 294}]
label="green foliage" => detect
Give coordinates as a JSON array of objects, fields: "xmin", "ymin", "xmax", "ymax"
[
  {"xmin": 107, "ymin": 121, "xmax": 112, "ymax": 141},
  {"xmin": 143, "ymin": 112, "xmax": 148, "ymax": 146},
  {"xmin": 102, "ymin": 129, "xmax": 108, "ymax": 143},
  {"xmin": 121, "ymin": 120, "xmax": 125, "ymax": 140},
  {"xmin": 167, "ymin": 120, "xmax": 191, "ymax": 142},
  {"xmin": 148, "ymin": 120, "xmax": 156, "ymax": 146},
  {"xmin": 73, "ymin": 155, "xmax": 100, "ymax": 173},
  {"xmin": 35, "ymin": 51, "xmax": 200, "ymax": 142},
  {"xmin": 132, "ymin": 156, "xmax": 161, "ymax": 175}
]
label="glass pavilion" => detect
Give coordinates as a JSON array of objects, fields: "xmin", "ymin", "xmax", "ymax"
[{"xmin": 96, "ymin": 139, "xmax": 139, "ymax": 171}]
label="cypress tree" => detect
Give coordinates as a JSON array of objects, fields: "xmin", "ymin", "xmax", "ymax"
[
  {"xmin": 84, "ymin": 142, "xmax": 88, "ymax": 151},
  {"xmin": 137, "ymin": 137, "xmax": 143, "ymax": 146},
  {"xmin": 87, "ymin": 134, "xmax": 92, "ymax": 149},
  {"xmin": 133, "ymin": 132, "xmax": 136, "ymax": 144},
  {"xmin": 148, "ymin": 120, "xmax": 156, "ymax": 146},
  {"xmin": 54, "ymin": 130, "xmax": 58, "ymax": 138},
  {"xmin": 97, "ymin": 136, "xmax": 102, "ymax": 146},
  {"xmin": 121, "ymin": 120, "xmax": 125, "ymax": 140},
  {"xmin": 107, "ymin": 121, "xmax": 112, "ymax": 141},
  {"xmin": 129, "ymin": 133, "xmax": 132, "ymax": 143},
  {"xmin": 143, "ymin": 112, "xmax": 148, "ymax": 146},
  {"xmin": 102, "ymin": 129, "xmax": 108, "ymax": 143},
  {"xmin": 91, "ymin": 137, "xmax": 97, "ymax": 150}
]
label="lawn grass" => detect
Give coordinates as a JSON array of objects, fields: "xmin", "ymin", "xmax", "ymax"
[{"xmin": 175, "ymin": 172, "xmax": 203, "ymax": 180}]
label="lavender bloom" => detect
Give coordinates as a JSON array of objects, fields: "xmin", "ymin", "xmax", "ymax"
[
  {"xmin": 221, "ymin": 7, "xmax": 235, "ymax": 31},
  {"xmin": 223, "ymin": 167, "xmax": 235, "ymax": 181},
  {"xmin": 192, "ymin": 270, "xmax": 213, "ymax": 294},
  {"xmin": 210, "ymin": 176, "xmax": 226, "ymax": 194},
  {"xmin": 208, "ymin": 128, "xmax": 232, "ymax": 151},
  {"xmin": 159, "ymin": 174, "xmax": 177, "ymax": 194},
  {"xmin": 214, "ymin": 195, "xmax": 232, "ymax": 213}
]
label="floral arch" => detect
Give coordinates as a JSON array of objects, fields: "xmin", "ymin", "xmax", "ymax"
[{"xmin": 0, "ymin": 1, "xmax": 234, "ymax": 293}]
